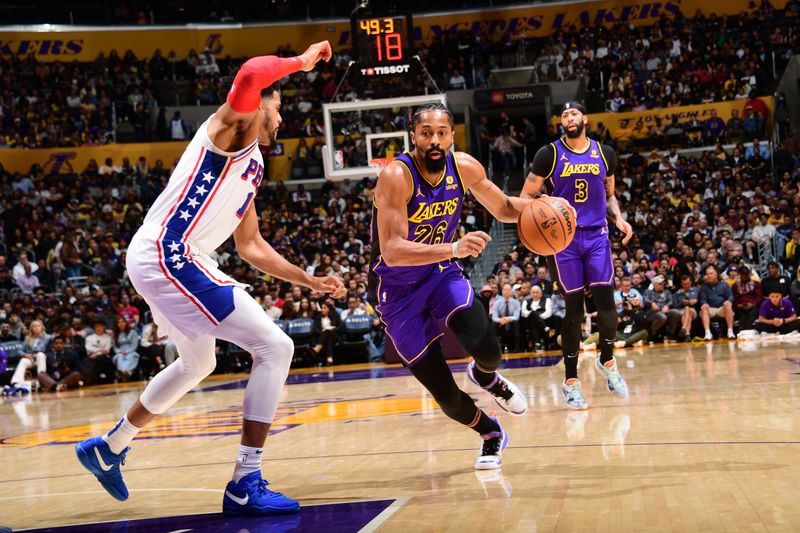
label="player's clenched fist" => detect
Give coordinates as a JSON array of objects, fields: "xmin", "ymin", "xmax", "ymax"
[
  {"xmin": 313, "ymin": 275, "xmax": 347, "ymax": 298},
  {"xmin": 454, "ymin": 231, "xmax": 492, "ymax": 258},
  {"xmin": 299, "ymin": 41, "xmax": 332, "ymax": 71}
]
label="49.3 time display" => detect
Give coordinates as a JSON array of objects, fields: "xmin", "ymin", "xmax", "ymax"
[{"xmin": 351, "ymin": 12, "xmax": 415, "ymax": 77}]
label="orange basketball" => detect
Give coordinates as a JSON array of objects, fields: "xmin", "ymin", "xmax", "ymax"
[{"xmin": 517, "ymin": 196, "xmax": 576, "ymax": 255}]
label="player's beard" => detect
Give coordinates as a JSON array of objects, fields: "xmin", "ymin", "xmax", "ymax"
[
  {"xmin": 423, "ymin": 146, "xmax": 447, "ymax": 172},
  {"xmin": 565, "ymin": 121, "xmax": 585, "ymax": 139},
  {"xmin": 261, "ymin": 116, "xmax": 278, "ymax": 145}
]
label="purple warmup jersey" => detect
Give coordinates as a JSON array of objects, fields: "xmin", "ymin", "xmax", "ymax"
[
  {"xmin": 370, "ymin": 151, "xmax": 466, "ymax": 285},
  {"xmin": 548, "ymin": 137, "xmax": 610, "ymax": 228}
]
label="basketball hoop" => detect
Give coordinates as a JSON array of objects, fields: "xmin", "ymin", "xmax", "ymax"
[{"xmin": 368, "ymin": 157, "xmax": 394, "ymax": 172}]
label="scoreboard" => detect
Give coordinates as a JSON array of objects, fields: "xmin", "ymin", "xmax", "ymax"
[{"xmin": 351, "ymin": 12, "xmax": 415, "ymax": 77}]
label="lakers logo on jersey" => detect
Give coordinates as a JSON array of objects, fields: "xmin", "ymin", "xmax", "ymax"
[
  {"xmin": 408, "ymin": 198, "xmax": 460, "ymax": 223},
  {"xmin": 560, "ymin": 162, "xmax": 601, "ymax": 178}
]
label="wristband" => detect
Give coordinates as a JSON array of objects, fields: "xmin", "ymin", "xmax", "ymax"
[{"xmin": 452, "ymin": 240, "xmax": 460, "ymax": 258}]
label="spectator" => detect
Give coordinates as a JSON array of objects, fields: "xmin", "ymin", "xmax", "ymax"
[
  {"xmin": 614, "ymin": 277, "xmax": 649, "ymax": 346},
  {"xmin": 699, "ymin": 266, "xmax": 736, "ymax": 340},
  {"xmin": 520, "ymin": 284, "xmax": 551, "ymax": 351},
  {"xmin": 492, "ymin": 282, "xmax": 520, "ymax": 352},
  {"xmin": 37, "ymin": 336, "xmax": 83, "ymax": 392},
  {"xmin": 755, "ymin": 290, "xmax": 800, "ymax": 335},
  {"xmin": 490, "ymin": 126, "xmax": 523, "ymax": 176},
  {"xmin": 16, "ymin": 263, "xmax": 40, "ymax": 295},
  {"xmin": 170, "ymin": 111, "xmax": 190, "ymax": 140},
  {"xmin": 12, "ymin": 252, "xmax": 38, "ymax": 283},
  {"xmin": 726, "ymin": 109, "xmax": 745, "ymax": 142},
  {"xmin": 790, "ymin": 265, "xmax": 800, "ymax": 312},
  {"xmin": 732, "ymin": 264, "xmax": 762, "ymax": 331},
  {"xmin": 2, "ymin": 319, "xmax": 51, "ymax": 395},
  {"xmin": 139, "ymin": 320, "xmax": 175, "ymax": 379},
  {"xmin": 83, "ymin": 320, "xmax": 115, "ymax": 384},
  {"xmin": 312, "ymin": 301, "xmax": 341, "ymax": 366},
  {"xmin": 642, "ymin": 275, "xmax": 671, "ymax": 342},
  {"xmin": 761, "ymin": 261, "xmax": 792, "ymax": 297},
  {"xmin": 670, "ymin": 274, "xmax": 699, "ymax": 342},
  {"xmin": 0, "ymin": 322, "xmax": 18, "ymax": 342},
  {"xmin": 112, "ymin": 316, "xmax": 141, "ymax": 382},
  {"xmin": 262, "ymin": 295, "xmax": 283, "ymax": 321},
  {"xmin": 116, "ymin": 292, "xmax": 141, "ymax": 329}
]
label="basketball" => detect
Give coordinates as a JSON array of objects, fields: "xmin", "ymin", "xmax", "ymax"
[{"xmin": 517, "ymin": 196, "xmax": 576, "ymax": 255}]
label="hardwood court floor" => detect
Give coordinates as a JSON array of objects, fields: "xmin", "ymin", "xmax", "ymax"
[{"xmin": 2, "ymin": 340, "xmax": 800, "ymax": 532}]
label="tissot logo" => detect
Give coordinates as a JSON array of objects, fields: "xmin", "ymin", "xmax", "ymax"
[
  {"xmin": 361, "ymin": 64, "xmax": 411, "ymax": 76},
  {"xmin": 0, "ymin": 39, "xmax": 83, "ymax": 56}
]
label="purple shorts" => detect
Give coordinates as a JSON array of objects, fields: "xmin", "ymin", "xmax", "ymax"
[
  {"xmin": 552, "ymin": 226, "xmax": 614, "ymax": 294},
  {"xmin": 375, "ymin": 262, "xmax": 473, "ymax": 365}
]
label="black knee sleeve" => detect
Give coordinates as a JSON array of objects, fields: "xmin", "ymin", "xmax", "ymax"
[
  {"xmin": 591, "ymin": 286, "xmax": 618, "ymax": 339},
  {"xmin": 561, "ymin": 293, "xmax": 585, "ymax": 355},
  {"xmin": 450, "ymin": 299, "xmax": 502, "ymax": 371}
]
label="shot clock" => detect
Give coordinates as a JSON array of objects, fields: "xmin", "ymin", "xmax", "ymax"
[{"xmin": 350, "ymin": 11, "xmax": 415, "ymax": 77}]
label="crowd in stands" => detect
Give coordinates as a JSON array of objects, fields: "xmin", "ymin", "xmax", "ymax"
[{"xmin": 4, "ymin": 1, "xmax": 798, "ymax": 149}]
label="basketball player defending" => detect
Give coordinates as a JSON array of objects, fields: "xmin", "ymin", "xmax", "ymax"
[
  {"xmin": 520, "ymin": 102, "xmax": 633, "ymax": 410},
  {"xmin": 372, "ymin": 104, "xmax": 529, "ymax": 469},
  {"xmin": 75, "ymin": 41, "xmax": 346, "ymax": 516}
]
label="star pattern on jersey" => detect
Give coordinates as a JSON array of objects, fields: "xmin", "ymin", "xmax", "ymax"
[
  {"xmin": 194, "ymin": 184, "xmax": 209, "ymax": 196},
  {"xmin": 201, "ymin": 171, "xmax": 215, "ymax": 183},
  {"xmin": 178, "ymin": 210, "xmax": 191, "ymax": 221},
  {"xmin": 187, "ymin": 197, "xmax": 200, "ymax": 209},
  {"xmin": 170, "ymin": 254, "xmax": 181, "ymax": 263},
  {"xmin": 173, "ymin": 261, "xmax": 185, "ymax": 270},
  {"xmin": 167, "ymin": 242, "xmax": 181, "ymax": 253}
]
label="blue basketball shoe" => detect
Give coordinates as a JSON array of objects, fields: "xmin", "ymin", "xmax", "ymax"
[
  {"xmin": 75, "ymin": 436, "xmax": 130, "ymax": 501},
  {"xmin": 223, "ymin": 472, "xmax": 300, "ymax": 516},
  {"xmin": 595, "ymin": 356, "xmax": 629, "ymax": 398}
]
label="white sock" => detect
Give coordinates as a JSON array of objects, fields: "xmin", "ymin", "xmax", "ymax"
[
  {"xmin": 705, "ymin": 329, "xmax": 712, "ymax": 336},
  {"xmin": 102, "ymin": 416, "xmax": 141, "ymax": 455},
  {"xmin": 233, "ymin": 445, "xmax": 263, "ymax": 483}
]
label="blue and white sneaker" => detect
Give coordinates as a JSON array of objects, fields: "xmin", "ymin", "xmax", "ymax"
[
  {"xmin": 594, "ymin": 357, "xmax": 629, "ymax": 398},
  {"xmin": 223, "ymin": 471, "xmax": 300, "ymax": 516},
  {"xmin": 467, "ymin": 361, "xmax": 528, "ymax": 415},
  {"xmin": 75, "ymin": 436, "xmax": 130, "ymax": 501},
  {"xmin": 562, "ymin": 379, "xmax": 588, "ymax": 410},
  {"xmin": 474, "ymin": 420, "xmax": 509, "ymax": 470}
]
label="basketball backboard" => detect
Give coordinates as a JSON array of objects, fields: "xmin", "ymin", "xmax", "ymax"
[{"xmin": 322, "ymin": 94, "xmax": 447, "ymax": 181}]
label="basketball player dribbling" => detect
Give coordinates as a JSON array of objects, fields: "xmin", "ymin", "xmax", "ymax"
[
  {"xmin": 520, "ymin": 101, "xmax": 633, "ymax": 410},
  {"xmin": 75, "ymin": 41, "xmax": 347, "ymax": 516},
  {"xmin": 371, "ymin": 103, "xmax": 530, "ymax": 469}
]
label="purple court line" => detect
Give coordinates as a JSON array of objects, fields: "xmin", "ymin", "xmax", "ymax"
[
  {"xmin": 197, "ymin": 356, "xmax": 562, "ymax": 392},
  {"xmin": 3, "ymin": 440, "xmax": 798, "ymax": 486}
]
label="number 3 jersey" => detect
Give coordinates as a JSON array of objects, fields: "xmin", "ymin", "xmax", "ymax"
[
  {"xmin": 534, "ymin": 137, "xmax": 616, "ymax": 228},
  {"xmin": 370, "ymin": 151, "xmax": 466, "ymax": 286}
]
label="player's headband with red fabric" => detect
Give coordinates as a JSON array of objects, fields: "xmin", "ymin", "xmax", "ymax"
[{"xmin": 561, "ymin": 101, "xmax": 586, "ymax": 115}]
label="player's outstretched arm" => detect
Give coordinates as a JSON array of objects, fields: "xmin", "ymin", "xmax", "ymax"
[
  {"xmin": 376, "ymin": 162, "xmax": 490, "ymax": 266},
  {"xmin": 456, "ymin": 152, "xmax": 530, "ymax": 223},
  {"xmin": 208, "ymin": 41, "xmax": 332, "ymax": 152},
  {"xmin": 233, "ymin": 203, "xmax": 346, "ymax": 298}
]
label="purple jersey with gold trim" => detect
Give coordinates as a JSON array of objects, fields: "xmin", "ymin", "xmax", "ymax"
[
  {"xmin": 548, "ymin": 137, "xmax": 610, "ymax": 228},
  {"xmin": 370, "ymin": 151, "xmax": 466, "ymax": 285}
]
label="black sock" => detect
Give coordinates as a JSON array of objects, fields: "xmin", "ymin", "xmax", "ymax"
[
  {"xmin": 564, "ymin": 351, "xmax": 579, "ymax": 380},
  {"xmin": 471, "ymin": 362, "xmax": 497, "ymax": 387},
  {"xmin": 599, "ymin": 337, "xmax": 614, "ymax": 365},
  {"xmin": 472, "ymin": 410, "xmax": 501, "ymax": 435}
]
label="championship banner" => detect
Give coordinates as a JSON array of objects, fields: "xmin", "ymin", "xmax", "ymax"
[
  {"xmin": 0, "ymin": 0, "xmax": 788, "ymax": 61},
  {"xmin": 550, "ymin": 98, "xmax": 775, "ymax": 141}
]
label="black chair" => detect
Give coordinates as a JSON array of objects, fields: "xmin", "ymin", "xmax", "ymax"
[
  {"xmin": 287, "ymin": 318, "xmax": 316, "ymax": 367},
  {"xmin": 338, "ymin": 315, "xmax": 373, "ymax": 363},
  {"xmin": 0, "ymin": 340, "xmax": 25, "ymax": 384}
]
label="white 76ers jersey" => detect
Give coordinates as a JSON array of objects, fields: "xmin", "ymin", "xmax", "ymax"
[{"xmin": 143, "ymin": 115, "xmax": 265, "ymax": 254}]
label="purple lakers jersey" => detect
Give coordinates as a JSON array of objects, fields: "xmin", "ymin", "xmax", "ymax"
[
  {"xmin": 549, "ymin": 138, "xmax": 610, "ymax": 228},
  {"xmin": 370, "ymin": 151, "xmax": 465, "ymax": 285}
]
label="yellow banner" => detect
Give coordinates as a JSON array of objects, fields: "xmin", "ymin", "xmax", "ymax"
[
  {"xmin": 0, "ymin": 0, "xmax": 787, "ymax": 61},
  {"xmin": 551, "ymin": 98, "xmax": 775, "ymax": 140}
]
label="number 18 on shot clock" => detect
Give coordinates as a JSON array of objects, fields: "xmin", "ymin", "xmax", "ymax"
[{"xmin": 351, "ymin": 11, "xmax": 415, "ymax": 77}]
